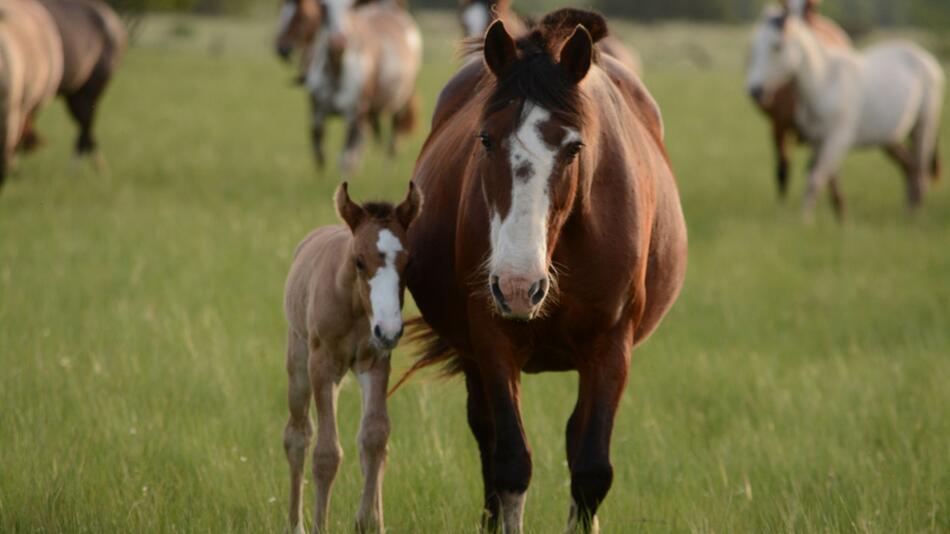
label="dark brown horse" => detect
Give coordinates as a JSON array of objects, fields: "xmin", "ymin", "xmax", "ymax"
[
  {"xmin": 750, "ymin": 0, "xmax": 850, "ymax": 198},
  {"xmin": 458, "ymin": 0, "xmax": 642, "ymax": 76},
  {"xmin": 399, "ymin": 9, "xmax": 687, "ymax": 533},
  {"xmin": 26, "ymin": 0, "xmax": 126, "ymax": 164}
]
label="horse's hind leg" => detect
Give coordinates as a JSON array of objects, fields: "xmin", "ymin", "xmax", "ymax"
[
  {"xmin": 354, "ymin": 355, "xmax": 391, "ymax": 534},
  {"xmin": 389, "ymin": 94, "xmax": 418, "ymax": 157},
  {"xmin": 310, "ymin": 348, "xmax": 345, "ymax": 533},
  {"xmin": 340, "ymin": 113, "xmax": 366, "ymax": 176},
  {"xmin": 65, "ymin": 64, "xmax": 111, "ymax": 170},
  {"xmin": 284, "ymin": 330, "xmax": 313, "ymax": 534},
  {"xmin": 772, "ymin": 123, "xmax": 790, "ymax": 200},
  {"xmin": 828, "ymin": 174, "xmax": 845, "ymax": 222},
  {"xmin": 310, "ymin": 99, "xmax": 327, "ymax": 171},
  {"xmin": 908, "ymin": 89, "xmax": 944, "ymax": 210},
  {"xmin": 18, "ymin": 114, "xmax": 42, "ymax": 153}
]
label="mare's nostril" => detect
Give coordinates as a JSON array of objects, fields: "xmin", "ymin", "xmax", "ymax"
[
  {"xmin": 373, "ymin": 324, "xmax": 382, "ymax": 340},
  {"xmin": 529, "ymin": 278, "xmax": 547, "ymax": 306},
  {"xmin": 490, "ymin": 275, "xmax": 510, "ymax": 312}
]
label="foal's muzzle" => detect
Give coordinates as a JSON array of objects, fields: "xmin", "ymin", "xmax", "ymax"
[{"xmin": 373, "ymin": 323, "xmax": 404, "ymax": 350}]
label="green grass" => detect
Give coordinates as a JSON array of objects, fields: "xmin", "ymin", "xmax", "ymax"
[{"xmin": 1, "ymin": 10, "xmax": 948, "ymax": 533}]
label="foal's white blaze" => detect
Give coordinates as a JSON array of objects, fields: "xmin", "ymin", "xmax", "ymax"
[
  {"xmin": 461, "ymin": 3, "xmax": 490, "ymax": 38},
  {"xmin": 489, "ymin": 104, "xmax": 577, "ymax": 287},
  {"xmin": 368, "ymin": 229, "xmax": 403, "ymax": 342},
  {"xmin": 277, "ymin": 3, "xmax": 297, "ymax": 35}
]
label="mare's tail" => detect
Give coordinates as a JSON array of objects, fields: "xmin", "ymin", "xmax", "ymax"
[{"xmin": 387, "ymin": 316, "xmax": 461, "ymax": 397}]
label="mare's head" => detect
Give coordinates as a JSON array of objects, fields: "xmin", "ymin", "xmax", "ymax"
[
  {"xmin": 276, "ymin": 0, "xmax": 320, "ymax": 61},
  {"xmin": 746, "ymin": 5, "xmax": 807, "ymax": 106},
  {"xmin": 475, "ymin": 10, "xmax": 605, "ymax": 320},
  {"xmin": 336, "ymin": 182, "xmax": 423, "ymax": 349}
]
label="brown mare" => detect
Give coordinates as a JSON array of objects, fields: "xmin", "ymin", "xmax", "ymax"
[
  {"xmin": 283, "ymin": 182, "xmax": 421, "ymax": 534},
  {"xmin": 458, "ymin": 0, "xmax": 642, "ymax": 76},
  {"xmin": 34, "ymin": 0, "xmax": 127, "ymax": 164},
  {"xmin": 399, "ymin": 9, "xmax": 687, "ymax": 533},
  {"xmin": 751, "ymin": 0, "xmax": 850, "ymax": 198},
  {"xmin": 275, "ymin": 0, "xmax": 421, "ymax": 175},
  {"xmin": 0, "ymin": 0, "xmax": 62, "ymax": 186}
]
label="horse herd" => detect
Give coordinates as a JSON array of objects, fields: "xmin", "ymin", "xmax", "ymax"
[{"xmin": 0, "ymin": 0, "xmax": 944, "ymax": 532}]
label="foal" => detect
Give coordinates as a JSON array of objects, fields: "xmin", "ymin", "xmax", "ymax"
[{"xmin": 283, "ymin": 182, "xmax": 421, "ymax": 533}]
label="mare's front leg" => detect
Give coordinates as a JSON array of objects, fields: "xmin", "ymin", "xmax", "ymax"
[
  {"xmin": 310, "ymin": 345, "xmax": 345, "ymax": 533},
  {"xmin": 285, "ymin": 330, "xmax": 314, "ymax": 534},
  {"xmin": 564, "ymin": 329, "xmax": 631, "ymax": 534},
  {"xmin": 472, "ymin": 331, "xmax": 531, "ymax": 534},
  {"xmin": 354, "ymin": 354, "xmax": 392, "ymax": 533},
  {"xmin": 461, "ymin": 360, "xmax": 501, "ymax": 532},
  {"xmin": 803, "ymin": 134, "xmax": 850, "ymax": 222}
]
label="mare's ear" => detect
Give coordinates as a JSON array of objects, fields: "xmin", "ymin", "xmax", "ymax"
[
  {"xmin": 335, "ymin": 182, "xmax": 365, "ymax": 230},
  {"xmin": 484, "ymin": 20, "xmax": 517, "ymax": 77},
  {"xmin": 559, "ymin": 25, "xmax": 593, "ymax": 84},
  {"xmin": 396, "ymin": 181, "xmax": 423, "ymax": 229}
]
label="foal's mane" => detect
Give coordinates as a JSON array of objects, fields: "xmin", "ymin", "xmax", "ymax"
[
  {"xmin": 361, "ymin": 202, "xmax": 397, "ymax": 221},
  {"xmin": 463, "ymin": 9, "xmax": 611, "ymax": 128}
]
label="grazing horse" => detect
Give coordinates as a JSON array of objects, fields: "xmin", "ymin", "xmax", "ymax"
[
  {"xmin": 277, "ymin": 0, "xmax": 422, "ymax": 175},
  {"xmin": 0, "ymin": 0, "xmax": 62, "ymax": 186},
  {"xmin": 457, "ymin": 0, "xmax": 642, "ymax": 76},
  {"xmin": 747, "ymin": 3, "xmax": 945, "ymax": 218},
  {"xmin": 34, "ymin": 0, "xmax": 126, "ymax": 164},
  {"xmin": 748, "ymin": 0, "xmax": 851, "ymax": 199},
  {"xmin": 283, "ymin": 182, "xmax": 422, "ymax": 534},
  {"xmin": 399, "ymin": 9, "xmax": 687, "ymax": 533}
]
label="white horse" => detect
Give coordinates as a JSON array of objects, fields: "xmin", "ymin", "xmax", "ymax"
[{"xmin": 747, "ymin": 4, "xmax": 945, "ymax": 218}]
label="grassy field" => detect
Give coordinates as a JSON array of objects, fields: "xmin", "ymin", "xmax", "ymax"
[{"xmin": 1, "ymin": 10, "xmax": 949, "ymax": 533}]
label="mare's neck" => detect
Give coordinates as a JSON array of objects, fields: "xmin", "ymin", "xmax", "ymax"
[{"xmin": 789, "ymin": 20, "xmax": 833, "ymax": 103}]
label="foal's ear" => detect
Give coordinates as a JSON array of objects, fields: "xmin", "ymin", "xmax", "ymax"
[
  {"xmin": 396, "ymin": 181, "xmax": 423, "ymax": 229},
  {"xmin": 559, "ymin": 25, "xmax": 593, "ymax": 84},
  {"xmin": 484, "ymin": 20, "xmax": 517, "ymax": 78},
  {"xmin": 335, "ymin": 182, "xmax": 365, "ymax": 230}
]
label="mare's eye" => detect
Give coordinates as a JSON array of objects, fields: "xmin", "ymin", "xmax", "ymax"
[
  {"xmin": 479, "ymin": 132, "xmax": 493, "ymax": 152},
  {"xmin": 566, "ymin": 142, "xmax": 584, "ymax": 160},
  {"xmin": 355, "ymin": 258, "xmax": 365, "ymax": 272}
]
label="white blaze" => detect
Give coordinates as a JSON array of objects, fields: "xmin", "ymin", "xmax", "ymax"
[
  {"xmin": 368, "ymin": 229, "xmax": 403, "ymax": 340},
  {"xmin": 461, "ymin": 3, "xmax": 491, "ymax": 38},
  {"xmin": 489, "ymin": 104, "xmax": 571, "ymax": 280}
]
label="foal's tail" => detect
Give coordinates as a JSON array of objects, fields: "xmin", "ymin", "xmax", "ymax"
[{"xmin": 387, "ymin": 316, "xmax": 461, "ymax": 397}]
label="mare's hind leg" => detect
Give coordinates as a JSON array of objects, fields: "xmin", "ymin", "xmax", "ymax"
[
  {"xmin": 463, "ymin": 362, "xmax": 501, "ymax": 532},
  {"xmin": 310, "ymin": 102, "xmax": 327, "ymax": 171},
  {"xmin": 310, "ymin": 346, "xmax": 345, "ymax": 533},
  {"xmin": 389, "ymin": 94, "xmax": 418, "ymax": 157},
  {"xmin": 907, "ymin": 94, "xmax": 943, "ymax": 211},
  {"xmin": 66, "ymin": 64, "xmax": 111, "ymax": 171},
  {"xmin": 773, "ymin": 123, "xmax": 790, "ymax": 200},
  {"xmin": 353, "ymin": 354, "xmax": 391, "ymax": 533},
  {"xmin": 564, "ymin": 329, "xmax": 631, "ymax": 534},
  {"xmin": 18, "ymin": 114, "xmax": 43, "ymax": 153},
  {"xmin": 828, "ymin": 175, "xmax": 845, "ymax": 222},
  {"xmin": 284, "ymin": 330, "xmax": 314, "ymax": 534},
  {"xmin": 340, "ymin": 113, "xmax": 366, "ymax": 176}
]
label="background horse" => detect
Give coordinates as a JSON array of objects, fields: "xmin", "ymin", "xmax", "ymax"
[
  {"xmin": 457, "ymin": 0, "xmax": 642, "ymax": 76},
  {"xmin": 749, "ymin": 0, "xmax": 851, "ymax": 199},
  {"xmin": 277, "ymin": 0, "xmax": 421, "ymax": 175},
  {"xmin": 35, "ymin": 0, "xmax": 126, "ymax": 166},
  {"xmin": 0, "ymin": 0, "xmax": 62, "ymax": 186},
  {"xmin": 400, "ymin": 9, "xmax": 686, "ymax": 533},
  {"xmin": 283, "ymin": 182, "xmax": 421, "ymax": 534},
  {"xmin": 747, "ymin": 4, "xmax": 944, "ymax": 218}
]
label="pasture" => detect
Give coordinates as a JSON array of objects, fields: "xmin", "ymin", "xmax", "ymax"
[{"xmin": 1, "ymin": 10, "xmax": 948, "ymax": 533}]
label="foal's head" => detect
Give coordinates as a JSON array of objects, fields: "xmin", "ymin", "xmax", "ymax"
[
  {"xmin": 276, "ymin": 0, "xmax": 320, "ymax": 60},
  {"xmin": 746, "ymin": 6, "xmax": 807, "ymax": 106},
  {"xmin": 475, "ymin": 12, "xmax": 602, "ymax": 320},
  {"xmin": 336, "ymin": 182, "xmax": 422, "ymax": 349}
]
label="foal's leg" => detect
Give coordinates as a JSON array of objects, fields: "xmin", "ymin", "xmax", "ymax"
[
  {"xmin": 564, "ymin": 332, "xmax": 631, "ymax": 534},
  {"xmin": 462, "ymin": 362, "xmax": 501, "ymax": 532},
  {"xmin": 310, "ymin": 348, "xmax": 345, "ymax": 533},
  {"xmin": 354, "ymin": 355, "xmax": 392, "ymax": 533},
  {"xmin": 803, "ymin": 135, "xmax": 850, "ymax": 221},
  {"xmin": 284, "ymin": 330, "xmax": 314, "ymax": 534}
]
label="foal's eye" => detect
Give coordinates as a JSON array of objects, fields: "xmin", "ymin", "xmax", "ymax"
[
  {"xmin": 565, "ymin": 142, "xmax": 584, "ymax": 160},
  {"xmin": 479, "ymin": 132, "xmax": 493, "ymax": 152}
]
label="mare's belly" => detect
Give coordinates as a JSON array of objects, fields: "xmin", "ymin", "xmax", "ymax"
[{"xmin": 855, "ymin": 55, "xmax": 922, "ymax": 146}]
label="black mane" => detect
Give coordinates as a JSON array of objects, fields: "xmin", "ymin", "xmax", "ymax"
[{"xmin": 361, "ymin": 202, "xmax": 396, "ymax": 220}]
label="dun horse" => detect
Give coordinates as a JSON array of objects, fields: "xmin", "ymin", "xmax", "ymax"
[
  {"xmin": 282, "ymin": 182, "xmax": 421, "ymax": 534},
  {"xmin": 0, "ymin": 0, "xmax": 62, "ymax": 186},
  {"xmin": 458, "ymin": 0, "xmax": 642, "ymax": 76},
  {"xmin": 398, "ymin": 9, "xmax": 687, "ymax": 533},
  {"xmin": 747, "ymin": 2, "xmax": 944, "ymax": 218},
  {"xmin": 276, "ymin": 0, "xmax": 422, "ymax": 175},
  {"xmin": 748, "ymin": 0, "xmax": 850, "ymax": 198},
  {"xmin": 35, "ymin": 0, "xmax": 127, "ymax": 165}
]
